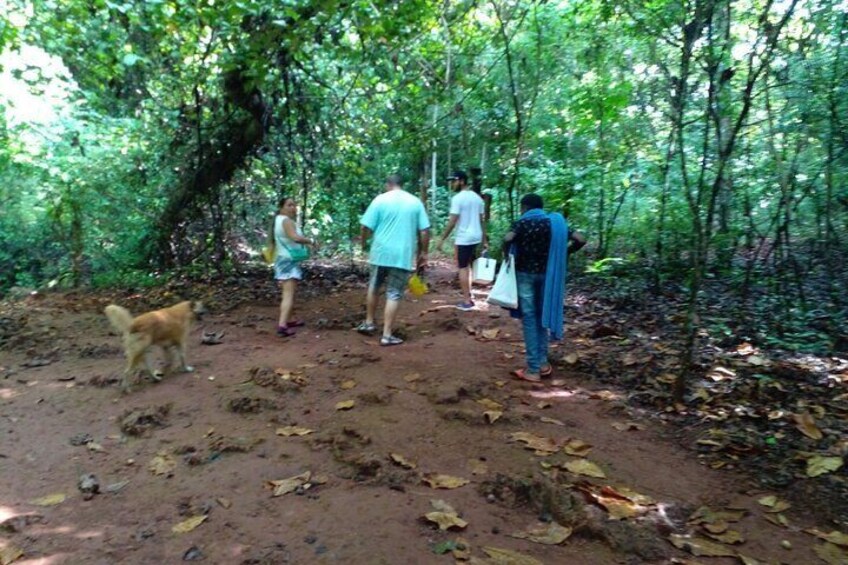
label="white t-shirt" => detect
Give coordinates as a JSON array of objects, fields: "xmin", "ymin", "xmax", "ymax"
[
  {"xmin": 274, "ymin": 215, "xmax": 305, "ymax": 260},
  {"xmin": 449, "ymin": 189, "xmax": 485, "ymax": 245}
]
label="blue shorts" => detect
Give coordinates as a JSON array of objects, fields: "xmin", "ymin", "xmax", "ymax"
[
  {"xmin": 369, "ymin": 265, "xmax": 412, "ymax": 301},
  {"xmin": 274, "ymin": 257, "xmax": 303, "ymax": 281}
]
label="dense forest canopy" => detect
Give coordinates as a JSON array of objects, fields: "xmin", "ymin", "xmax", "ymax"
[{"xmin": 1, "ymin": 1, "xmax": 846, "ymax": 359}]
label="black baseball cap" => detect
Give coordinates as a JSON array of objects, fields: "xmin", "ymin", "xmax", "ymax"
[{"xmin": 446, "ymin": 170, "xmax": 468, "ymax": 182}]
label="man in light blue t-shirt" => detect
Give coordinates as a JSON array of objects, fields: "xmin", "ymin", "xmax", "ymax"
[{"xmin": 358, "ymin": 175, "xmax": 430, "ymax": 346}]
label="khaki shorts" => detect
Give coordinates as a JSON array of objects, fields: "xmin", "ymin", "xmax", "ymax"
[{"xmin": 369, "ymin": 265, "xmax": 412, "ymax": 301}]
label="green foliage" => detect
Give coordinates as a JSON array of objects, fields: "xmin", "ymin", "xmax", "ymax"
[{"xmin": 0, "ymin": 0, "xmax": 845, "ymax": 357}]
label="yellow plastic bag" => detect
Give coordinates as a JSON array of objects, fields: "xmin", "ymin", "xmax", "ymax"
[
  {"xmin": 408, "ymin": 274, "xmax": 428, "ymax": 297},
  {"xmin": 261, "ymin": 245, "xmax": 275, "ymax": 264}
]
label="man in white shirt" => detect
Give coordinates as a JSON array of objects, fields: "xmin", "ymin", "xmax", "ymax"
[{"xmin": 435, "ymin": 170, "xmax": 487, "ymax": 311}]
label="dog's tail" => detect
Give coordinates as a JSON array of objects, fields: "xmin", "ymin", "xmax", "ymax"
[{"xmin": 104, "ymin": 304, "xmax": 133, "ymax": 335}]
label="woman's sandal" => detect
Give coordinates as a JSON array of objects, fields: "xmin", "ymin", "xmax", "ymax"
[
  {"xmin": 287, "ymin": 319, "xmax": 305, "ymax": 328},
  {"xmin": 511, "ymin": 368, "xmax": 542, "ymax": 383},
  {"xmin": 276, "ymin": 325, "xmax": 297, "ymax": 337}
]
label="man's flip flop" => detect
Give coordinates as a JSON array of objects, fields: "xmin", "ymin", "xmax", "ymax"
[
  {"xmin": 511, "ymin": 369, "xmax": 542, "ymax": 383},
  {"xmin": 540, "ymin": 365, "xmax": 553, "ymax": 377}
]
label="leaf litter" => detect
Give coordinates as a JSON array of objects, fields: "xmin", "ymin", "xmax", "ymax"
[
  {"xmin": 422, "ymin": 473, "xmax": 470, "ymax": 489},
  {"xmin": 267, "ymin": 471, "xmax": 328, "ymax": 497}
]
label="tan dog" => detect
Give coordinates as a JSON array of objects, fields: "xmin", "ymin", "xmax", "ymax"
[{"xmin": 105, "ymin": 300, "xmax": 206, "ymax": 393}]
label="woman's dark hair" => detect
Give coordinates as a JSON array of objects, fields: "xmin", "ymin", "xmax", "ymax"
[
  {"xmin": 520, "ymin": 193, "xmax": 544, "ymax": 210},
  {"xmin": 277, "ymin": 196, "xmax": 294, "ymax": 209}
]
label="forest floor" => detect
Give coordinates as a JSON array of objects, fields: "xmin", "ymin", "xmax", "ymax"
[{"xmin": 0, "ymin": 260, "xmax": 846, "ymax": 565}]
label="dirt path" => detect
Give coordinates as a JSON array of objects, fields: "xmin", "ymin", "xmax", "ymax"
[{"xmin": 0, "ymin": 264, "xmax": 836, "ymax": 564}]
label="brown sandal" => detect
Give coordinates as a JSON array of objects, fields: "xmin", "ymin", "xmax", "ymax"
[{"xmin": 511, "ymin": 369, "xmax": 542, "ymax": 383}]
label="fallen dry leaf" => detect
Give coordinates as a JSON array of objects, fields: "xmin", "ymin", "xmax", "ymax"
[
  {"xmin": 764, "ymin": 513, "xmax": 790, "ymax": 528},
  {"xmin": 562, "ymin": 459, "xmax": 606, "ymax": 478},
  {"xmin": 403, "ymin": 373, "xmax": 421, "ymax": 382},
  {"xmin": 425, "ymin": 511, "xmax": 468, "ymax": 531},
  {"xmin": 737, "ymin": 554, "xmax": 767, "ymax": 565},
  {"xmin": 704, "ymin": 529, "xmax": 745, "ymax": 544},
  {"xmin": 510, "ymin": 522, "xmax": 572, "ymax": 545},
  {"xmin": 480, "ymin": 546, "xmax": 544, "ymax": 565},
  {"xmin": 481, "ymin": 329, "xmax": 500, "ymax": 340},
  {"xmin": 606, "ymin": 486, "xmax": 656, "ymax": 506},
  {"xmin": 275, "ymin": 426, "xmax": 314, "ymax": 437},
  {"xmin": 268, "ymin": 471, "xmax": 312, "ymax": 496},
  {"xmin": 668, "ymin": 534, "xmax": 736, "ymax": 557},
  {"xmin": 814, "ymin": 542, "xmax": 848, "ymax": 565},
  {"xmin": 340, "ymin": 379, "xmax": 357, "ymax": 390},
  {"xmin": 469, "ymin": 459, "xmax": 488, "ymax": 475},
  {"xmin": 793, "ymin": 412, "xmax": 823, "ymax": 440},
  {"xmin": 422, "ymin": 473, "xmax": 470, "ymax": 489},
  {"xmin": 702, "ymin": 521, "xmax": 729, "ymax": 534},
  {"xmin": 536, "ymin": 401, "xmax": 552, "ymax": 409},
  {"xmin": 563, "ymin": 352, "xmax": 579, "ymax": 364},
  {"xmin": 148, "ymin": 452, "xmax": 177, "ymax": 475},
  {"xmin": 806, "ymin": 455, "xmax": 843, "ymax": 477},
  {"xmin": 563, "ymin": 439, "xmax": 592, "ymax": 457},
  {"xmin": 30, "ymin": 493, "xmax": 66, "ymax": 506},
  {"xmin": 509, "ymin": 432, "xmax": 559, "ymax": 455},
  {"xmin": 86, "ymin": 441, "xmax": 105, "ymax": 453},
  {"xmin": 590, "ymin": 390, "xmax": 619, "ymax": 401},
  {"xmin": 756, "ymin": 495, "xmax": 777, "ymax": 507},
  {"xmin": 756, "ymin": 495, "xmax": 791, "ymax": 513},
  {"xmin": 806, "ymin": 529, "xmax": 848, "ymax": 547},
  {"xmin": 389, "ymin": 453, "xmax": 417, "ymax": 469},
  {"xmin": 580, "ymin": 484, "xmax": 655, "ymax": 520},
  {"xmin": 335, "ymin": 400, "xmax": 355, "ymax": 411},
  {"xmin": 0, "ymin": 546, "xmax": 24, "ymax": 565},
  {"xmin": 216, "ymin": 497, "xmax": 232, "ymax": 509},
  {"xmin": 484, "ymin": 410, "xmax": 503, "ymax": 424},
  {"xmin": 688, "ymin": 506, "xmax": 747, "ymax": 525},
  {"xmin": 540, "ymin": 416, "xmax": 565, "ymax": 426},
  {"xmin": 172, "ymin": 515, "xmax": 207, "ymax": 534},
  {"xmin": 597, "ymin": 497, "xmax": 641, "ymax": 520},
  {"xmin": 477, "ymin": 398, "xmax": 504, "ymax": 411},
  {"xmin": 746, "ymin": 355, "xmax": 767, "ymax": 366}
]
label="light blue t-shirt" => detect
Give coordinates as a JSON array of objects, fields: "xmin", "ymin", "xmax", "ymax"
[{"xmin": 361, "ymin": 189, "xmax": 431, "ymax": 270}]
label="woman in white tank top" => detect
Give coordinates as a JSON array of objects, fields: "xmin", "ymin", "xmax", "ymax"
[{"xmin": 273, "ymin": 196, "xmax": 315, "ymax": 337}]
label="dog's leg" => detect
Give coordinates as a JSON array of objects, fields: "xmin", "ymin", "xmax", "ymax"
[
  {"xmin": 175, "ymin": 339, "xmax": 194, "ymax": 373},
  {"xmin": 123, "ymin": 338, "xmax": 146, "ymax": 393}
]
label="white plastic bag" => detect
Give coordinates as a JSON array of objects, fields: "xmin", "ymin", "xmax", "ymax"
[
  {"xmin": 487, "ymin": 254, "xmax": 518, "ymax": 309},
  {"xmin": 472, "ymin": 256, "xmax": 497, "ymax": 284}
]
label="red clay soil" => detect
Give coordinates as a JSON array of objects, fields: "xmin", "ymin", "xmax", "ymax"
[{"xmin": 0, "ymin": 263, "xmax": 835, "ymax": 564}]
